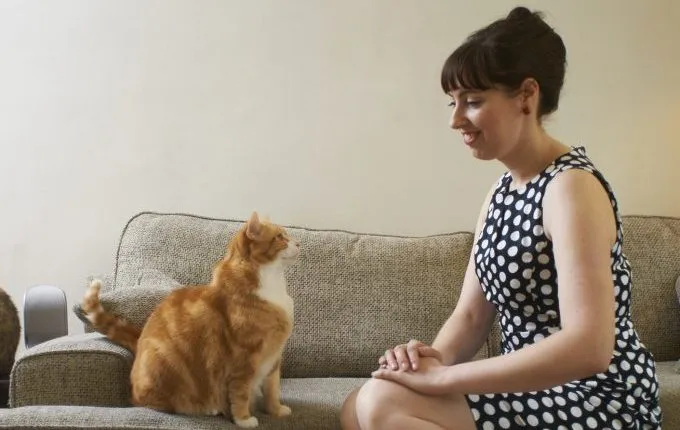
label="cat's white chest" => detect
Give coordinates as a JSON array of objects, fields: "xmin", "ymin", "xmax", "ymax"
[{"xmin": 256, "ymin": 263, "xmax": 294, "ymax": 320}]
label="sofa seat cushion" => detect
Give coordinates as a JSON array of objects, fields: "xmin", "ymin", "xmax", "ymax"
[{"xmin": 1, "ymin": 377, "xmax": 365, "ymax": 429}]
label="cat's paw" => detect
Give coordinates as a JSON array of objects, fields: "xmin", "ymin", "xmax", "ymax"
[
  {"xmin": 234, "ymin": 416, "xmax": 258, "ymax": 428},
  {"xmin": 268, "ymin": 404, "xmax": 292, "ymax": 417}
]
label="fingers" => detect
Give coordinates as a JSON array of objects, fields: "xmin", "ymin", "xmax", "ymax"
[
  {"xmin": 378, "ymin": 340, "xmax": 431, "ymax": 372},
  {"xmin": 371, "ymin": 368, "xmax": 405, "ymax": 384},
  {"xmin": 406, "ymin": 339, "xmax": 423, "ymax": 370},
  {"xmin": 383, "ymin": 348, "xmax": 400, "ymax": 370},
  {"xmin": 394, "ymin": 345, "xmax": 411, "ymax": 370},
  {"xmin": 417, "ymin": 345, "xmax": 443, "ymax": 362}
]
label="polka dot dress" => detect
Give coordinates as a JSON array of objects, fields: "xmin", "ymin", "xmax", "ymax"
[{"xmin": 465, "ymin": 146, "xmax": 662, "ymax": 429}]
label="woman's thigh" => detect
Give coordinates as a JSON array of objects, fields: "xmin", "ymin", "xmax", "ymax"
[{"xmin": 341, "ymin": 378, "xmax": 476, "ymax": 430}]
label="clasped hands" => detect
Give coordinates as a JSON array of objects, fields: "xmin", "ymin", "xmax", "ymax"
[{"xmin": 371, "ymin": 339, "xmax": 454, "ymax": 396}]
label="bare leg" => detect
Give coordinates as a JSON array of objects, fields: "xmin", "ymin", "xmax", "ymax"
[
  {"xmin": 342, "ymin": 378, "xmax": 476, "ymax": 430},
  {"xmin": 340, "ymin": 387, "xmax": 361, "ymax": 430}
]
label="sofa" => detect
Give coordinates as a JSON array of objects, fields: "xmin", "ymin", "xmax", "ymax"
[{"xmin": 1, "ymin": 211, "xmax": 679, "ymax": 429}]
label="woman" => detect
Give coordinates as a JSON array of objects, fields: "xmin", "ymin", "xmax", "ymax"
[{"xmin": 341, "ymin": 6, "xmax": 662, "ymax": 430}]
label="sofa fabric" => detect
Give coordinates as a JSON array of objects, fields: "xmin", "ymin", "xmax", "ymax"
[
  {"xmin": 1, "ymin": 377, "xmax": 365, "ymax": 429},
  {"xmin": 10, "ymin": 333, "xmax": 132, "ymax": 408}
]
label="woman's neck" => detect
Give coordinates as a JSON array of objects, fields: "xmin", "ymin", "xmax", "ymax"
[{"xmin": 500, "ymin": 128, "xmax": 570, "ymax": 190}]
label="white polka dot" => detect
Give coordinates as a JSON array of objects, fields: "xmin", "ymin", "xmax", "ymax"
[
  {"xmin": 570, "ymin": 406, "xmax": 582, "ymax": 417},
  {"xmin": 516, "ymin": 292, "xmax": 526, "ymax": 301},
  {"xmin": 538, "ymin": 253, "xmax": 549, "ymax": 264},
  {"xmin": 522, "ymin": 219, "xmax": 531, "ymax": 231},
  {"xmin": 533, "ymin": 225, "xmax": 544, "ymax": 236},
  {"xmin": 587, "ymin": 417, "xmax": 598, "ymax": 428},
  {"xmin": 513, "ymin": 316, "xmax": 522, "ymax": 326},
  {"xmin": 499, "ymin": 417, "xmax": 511, "ymax": 429},
  {"xmin": 513, "ymin": 215, "xmax": 522, "ymax": 226},
  {"xmin": 504, "ymin": 195, "xmax": 514, "ymax": 205},
  {"xmin": 541, "ymin": 285, "xmax": 553, "ymax": 295},
  {"xmin": 515, "ymin": 200, "xmax": 525, "ymax": 211},
  {"xmin": 508, "ymin": 246, "xmax": 518, "ymax": 256},
  {"xmin": 535, "ymin": 241, "xmax": 547, "ymax": 252},
  {"xmin": 508, "ymin": 262, "xmax": 519, "ymax": 273},
  {"xmin": 470, "ymin": 407, "xmax": 480, "ymax": 420},
  {"xmin": 527, "ymin": 399, "xmax": 539, "ymax": 410},
  {"xmin": 554, "ymin": 395, "xmax": 566, "ymax": 406},
  {"xmin": 540, "ymin": 269, "xmax": 551, "ymax": 280},
  {"xmin": 522, "ymin": 269, "xmax": 533, "ymax": 279},
  {"xmin": 543, "ymin": 412, "xmax": 554, "ymax": 423},
  {"xmin": 526, "ymin": 322, "xmax": 536, "ymax": 331},
  {"xmin": 523, "ymin": 204, "xmax": 533, "ymax": 215},
  {"xmin": 498, "ymin": 240, "xmax": 507, "ymax": 250},
  {"xmin": 510, "ymin": 278, "xmax": 520, "ymax": 289},
  {"xmin": 483, "ymin": 403, "xmax": 496, "ymax": 415},
  {"xmin": 527, "ymin": 188, "xmax": 536, "ymax": 199},
  {"xmin": 527, "ymin": 415, "xmax": 539, "ymax": 426},
  {"xmin": 521, "ymin": 236, "xmax": 532, "ymax": 247},
  {"xmin": 511, "ymin": 400, "xmax": 524, "ymax": 412},
  {"xmin": 499, "ymin": 272, "xmax": 507, "ymax": 282},
  {"xmin": 482, "ymin": 421, "xmax": 493, "ymax": 430}
]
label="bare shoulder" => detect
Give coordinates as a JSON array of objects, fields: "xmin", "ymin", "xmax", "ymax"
[{"xmin": 543, "ymin": 168, "xmax": 616, "ymax": 244}]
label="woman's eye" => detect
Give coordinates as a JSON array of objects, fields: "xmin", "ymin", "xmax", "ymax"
[
  {"xmin": 447, "ymin": 100, "xmax": 456, "ymax": 107},
  {"xmin": 467, "ymin": 99, "xmax": 482, "ymax": 107}
]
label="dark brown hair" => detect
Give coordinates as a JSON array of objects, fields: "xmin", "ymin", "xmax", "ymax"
[{"xmin": 441, "ymin": 6, "xmax": 567, "ymax": 117}]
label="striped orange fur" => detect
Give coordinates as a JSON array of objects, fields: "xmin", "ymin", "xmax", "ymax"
[{"xmin": 80, "ymin": 212, "xmax": 299, "ymax": 428}]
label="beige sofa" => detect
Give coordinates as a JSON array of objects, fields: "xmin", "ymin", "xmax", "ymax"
[{"xmin": 1, "ymin": 212, "xmax": 679, "ymax": 429}]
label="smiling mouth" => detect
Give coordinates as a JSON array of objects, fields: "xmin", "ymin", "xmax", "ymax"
[{"xmin": 462, "ymin": 132, "xmax": 479, "ymax": 145}]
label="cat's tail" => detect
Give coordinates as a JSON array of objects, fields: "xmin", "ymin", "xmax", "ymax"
[{"xmin": 81, "ymin": 279, "xmax": 141, "ymax": 354}]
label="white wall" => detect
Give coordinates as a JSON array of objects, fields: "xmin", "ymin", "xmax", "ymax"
[{"xmin": 1, "ymin": 0, "xmax": 678, "ymax": 352}]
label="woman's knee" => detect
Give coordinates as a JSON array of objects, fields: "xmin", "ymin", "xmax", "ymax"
[
  {"xmin": 340, "ymin": 387, "xmax": 361, "ymax": 430},
  {"xmin": 353, "ymin": 378, "xmax": 409, "ymax": 429}
]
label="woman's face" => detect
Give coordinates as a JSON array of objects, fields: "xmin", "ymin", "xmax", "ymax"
[{"xmin": 448, "ymin": 87, "xmax": 526, "ymax": 161}]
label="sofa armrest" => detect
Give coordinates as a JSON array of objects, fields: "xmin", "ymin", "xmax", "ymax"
[{"xmin": 9, "ymin": 333, "xmax": 132, "ymax": 408}]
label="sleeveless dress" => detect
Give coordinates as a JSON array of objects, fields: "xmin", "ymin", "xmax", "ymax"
[{"xmin": 465, "ymin": 146, "xmax": 662, "ymax": 429}]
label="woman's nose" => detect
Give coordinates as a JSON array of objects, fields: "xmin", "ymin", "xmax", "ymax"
[{"xmin": 450, "ymin": 107, "xmax": 466, "ymax": 130}]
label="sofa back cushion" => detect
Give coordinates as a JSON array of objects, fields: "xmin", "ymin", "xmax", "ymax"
[{"xmin": 112, "ymin": 212, "xmax": 479, "ymax": 377}]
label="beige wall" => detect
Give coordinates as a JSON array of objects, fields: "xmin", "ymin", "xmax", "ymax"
[{"xmin": 1, "ymin": 0, "xmax": 678, "ymax": 351}]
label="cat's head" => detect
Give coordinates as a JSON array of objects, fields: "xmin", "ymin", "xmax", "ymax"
[{"xmin": 232, "ymin": 212, "xmax": 300, "ymax": 266}]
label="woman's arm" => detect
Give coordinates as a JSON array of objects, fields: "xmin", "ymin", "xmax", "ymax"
[
  {"xmin": 443, "ymin": 169, "xmax": 617, "ymax": 394},
  {"xmin": 431, "ymin": 185, "xmax": 498, "ymax": 366}
]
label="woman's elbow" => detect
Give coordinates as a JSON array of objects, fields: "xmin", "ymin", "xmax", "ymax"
[{"xmin": 585, "ymin": 336, "xmax": 615, "ymax": 375}]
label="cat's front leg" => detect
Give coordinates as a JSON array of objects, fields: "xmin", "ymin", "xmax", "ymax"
[
  {"xmin": 228, "ymin": 379, "xmax": 259, "ymax": 428},
  {"xmin": 262, "ymin": 362, "xmax": 292, "ymax": 418}
]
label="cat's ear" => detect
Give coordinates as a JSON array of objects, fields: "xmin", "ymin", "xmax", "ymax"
[{"xmin": 246, "ymin": 211, "xmax": 262, "ymax": 240}]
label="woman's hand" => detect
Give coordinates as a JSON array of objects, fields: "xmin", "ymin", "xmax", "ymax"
[
  {"xmin": 377, "ymin": 339, "xmax": 443, "ymax": 371},
  {"xmin": 371, "ymin": 356, "xmax": 454, "ymax": 396}
]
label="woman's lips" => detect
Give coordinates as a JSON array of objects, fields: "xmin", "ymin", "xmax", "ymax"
[{"xmin": 462, "ymin": 131, "xmax": 479, "ymax": 145}]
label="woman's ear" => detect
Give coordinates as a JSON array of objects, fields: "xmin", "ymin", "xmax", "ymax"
[{"xmin": 519, "ymin": 78, "xmax": 540, "ymax": 115}]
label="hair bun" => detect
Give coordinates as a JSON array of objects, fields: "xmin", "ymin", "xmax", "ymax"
[{"xmin": 507, "ymin": 6, "xmax": 535, "ymax": 21}]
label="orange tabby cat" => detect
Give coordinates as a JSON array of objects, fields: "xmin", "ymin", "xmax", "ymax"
[{"xmin": 80, "ymin": 212, "xmax": 299, "ymax": 428}]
